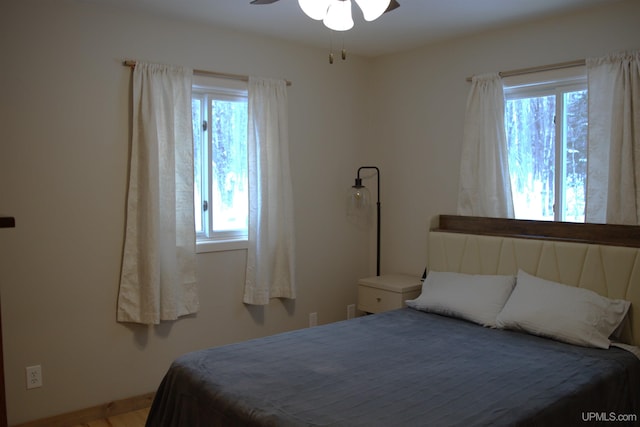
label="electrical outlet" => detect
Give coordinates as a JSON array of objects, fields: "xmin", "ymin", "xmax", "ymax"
[
  {"xmin": 347, "ymin": 304, "xmax": 356, "ymax": 320},
  {"xmin": 26, "ymin": 365, "xmax": 42, "ymax": 389},
  {"xmin": 309, "ymin": 312, "xmax": 318, "ymax": 327}
]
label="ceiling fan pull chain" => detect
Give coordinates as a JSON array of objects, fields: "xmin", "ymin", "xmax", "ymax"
[{"xmin": 329, "ymin": 30, "xmax": 334, "ymax": 64}]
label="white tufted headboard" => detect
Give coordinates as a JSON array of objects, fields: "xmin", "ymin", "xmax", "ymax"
[{"xmin": 428, "ymin": 215, "xmax": 640, "ymax": 346}]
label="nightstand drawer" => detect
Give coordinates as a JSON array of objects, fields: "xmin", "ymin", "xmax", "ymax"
[
  {"xmin": 358, "ymin": 286, "xmax": 401, "ymax": 313},
  {"xmin": 357, "ymin": 285, "xmax": 421, "ymax": 314},
  {"xmin": 357, "ymin": 274, "xmax": 422, "ymax": 314}
]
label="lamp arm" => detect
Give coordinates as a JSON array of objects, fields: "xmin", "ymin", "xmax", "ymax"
[{"xmin": 356, "ymin": 166, "xmax": 380, "ymax": 204}]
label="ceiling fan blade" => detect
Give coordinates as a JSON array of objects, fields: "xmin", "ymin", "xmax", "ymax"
[
  {"xmin": 250, "ymin": 0, "xmax": 280, "ymax": 4},
  {"xmin": 385, "ymin": 0, "xmax": 400, "ymax": 13}
]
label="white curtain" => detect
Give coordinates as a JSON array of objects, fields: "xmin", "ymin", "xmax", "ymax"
[
  {"xmin": 585, "ymin": 50, "xmax": 640, "ymax": 225},
  {"xmin": 458, "ymin": 73, "xmax": 514, "ymax": 218},
  {"xmin": 117, "ymin": 62, "xmax": 199, "ymax": 324},
  {"xmin": 243, "ymin": 77, "xmax": 296, "ymax": 305}
]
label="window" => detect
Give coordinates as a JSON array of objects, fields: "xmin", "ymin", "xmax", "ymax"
[
  {"xmin": 192, "ymin": 84, "xmax": 248, "ymax": 247},
  {"xmin": 504, "ymin": 73, "xmax": 587, "ymax": 222}
]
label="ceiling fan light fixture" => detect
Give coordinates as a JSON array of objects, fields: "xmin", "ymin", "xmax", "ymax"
[
  {"xmin": 355, "ymin": 0, "xmax": 391, "ymax": 21},
  {"xmin": 323, "ymin": 0, "xmax": 354, "ymax": 32},
  {"xmin": 298, "ymin": 0, "xmax": 332, "ymax": 20}
]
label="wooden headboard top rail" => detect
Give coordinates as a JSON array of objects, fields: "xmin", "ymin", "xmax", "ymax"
[{"xmin": 434, "ymin": 215, "xmax": 640, "ymax": 248}]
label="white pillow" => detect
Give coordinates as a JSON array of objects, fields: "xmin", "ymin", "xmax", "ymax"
[
  {"xmin": 496, "ymin": 270, "xmax": 631, "ymax": 349},
  {"xmin": 406, "ymin": 271, "xmax": 516, "ymax": 327}
]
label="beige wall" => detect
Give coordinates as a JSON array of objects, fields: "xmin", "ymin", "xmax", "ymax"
[
  {"xmin": 1, "ymin": 0, "xmax": 639, "ymax": 424},
  {"xmin": 370, "ymin": 0, "xmax": 640, "ymax": 275},
  {"xmin": 0, "ymin": 1, "xmax": 373, "ymax": 424}
]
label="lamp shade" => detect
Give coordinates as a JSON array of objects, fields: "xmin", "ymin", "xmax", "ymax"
[
  {"xmin": 347, "ymin": 179, "xmax": 372, "ymax": 226},
  {"xmin": 298, "ymin": 0, "xmax": 332, "ymax": 20},
  {"xmin": 354, "ymin": 0, "xmax": 391, "ymax": 21},
  {"xmin": 323, "ymin": 0, "xmax": 354, "ymax": 31}
]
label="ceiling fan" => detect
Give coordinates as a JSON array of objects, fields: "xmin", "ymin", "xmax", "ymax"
[
  {"xmin": 250, "ymin": 0, "xmax": 400, "ymax": 62},
  {"xmin": 250, "ymin": 0, "xmax": 401, "ymax": 15}
]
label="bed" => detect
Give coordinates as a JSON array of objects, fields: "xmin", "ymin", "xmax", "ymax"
[{"xmin": 145, "ymin": 215, "xmax": 640, "ymax": 427}]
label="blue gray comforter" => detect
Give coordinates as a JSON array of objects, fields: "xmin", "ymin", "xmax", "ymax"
[{"xmin": 146, "ymin": 308, "xmax": 640, "ymax": 426}]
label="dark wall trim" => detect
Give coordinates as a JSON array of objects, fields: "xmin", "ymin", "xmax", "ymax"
[
  {"xmin": 0, "ymin": 217, "xmax": 15, "ymax": 229},
  {"xmin": 0, "ymin": 217, "xmax": 11, "ymax": 427}
]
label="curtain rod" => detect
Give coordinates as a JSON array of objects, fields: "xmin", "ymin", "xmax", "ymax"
[
  {"xmin": 123, "ymin": 60, "xmax": 292, "ymax": 86},
  {"xmin": 465, "ymin": 59, "xmax": 586, "ymax": 82}
]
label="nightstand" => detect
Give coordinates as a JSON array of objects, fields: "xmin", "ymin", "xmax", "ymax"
[{"xmin": 357, "ymin": 274, "xmax": 422, "ymax": 314}]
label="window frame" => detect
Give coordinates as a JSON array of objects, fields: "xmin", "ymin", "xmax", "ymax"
[
  {"xmin": 192, "ymin": 80, "xmax": 249, "ymax": 253},
  {"xmin": 503, "ymin": 70, "xmax": 587, "ymax": 222}
]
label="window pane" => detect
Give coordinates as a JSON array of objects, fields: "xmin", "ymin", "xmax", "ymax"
[
  {"xmin": 192, "ymin": 97, "xmax": 204, "ymax": 234},
  {"xmin": 506, "ymin": 94, "xmax": 556, "ymax": 221},
  {"xmin": 561, "ymin": 90, "xmax": 587, "ymax": 222},
  {"xmin": 210, "ymin": 99, "xmax": 248, "ymax": 232}
]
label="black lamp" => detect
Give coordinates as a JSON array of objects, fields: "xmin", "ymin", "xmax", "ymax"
[{"xmin": 347, "ymin": 166, "xmax": 381, "ymax": 276}]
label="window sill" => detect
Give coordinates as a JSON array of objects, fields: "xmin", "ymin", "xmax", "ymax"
[{"xmin": 196, "ymin": 239, "xmax": 248, "ymax": 253}]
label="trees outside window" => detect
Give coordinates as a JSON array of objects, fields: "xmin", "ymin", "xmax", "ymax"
[
  {"xmin": 193, "ymin": 87, "xmax": 248, "ymax": 241},
  {"xmin": 505, "ymin": 80, "xmax": 587, "ymax": 222}
]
